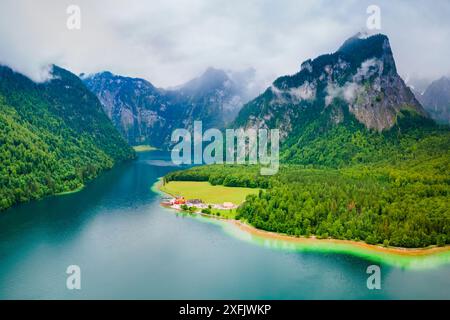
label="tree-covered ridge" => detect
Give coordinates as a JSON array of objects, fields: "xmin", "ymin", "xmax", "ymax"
[
  {"xmin": 164, "ymin": 122, "xmax": 450, "ymax": 248},
  {"xmin": 280, "ymin": 104, "xmax": 440, "ymax": 167},
  {"xmin": 0, "ymin": 65, "xmax": 135, "ymax": 211}
]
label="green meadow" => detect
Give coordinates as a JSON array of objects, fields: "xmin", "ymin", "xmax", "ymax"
[
  {"xmin": 132, "ymin": 145, "xmax": 157, "ymax": 152},
  {"xmin": 160, "ymin": 181, "xmax": 260, "ymax": 205}
]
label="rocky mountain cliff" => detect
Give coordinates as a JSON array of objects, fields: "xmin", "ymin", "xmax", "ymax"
[
  {"xmin": 83, "ymin": 68, "xmax": 256, "ymax": 147},
  {"xmin": 82, "ymin": 71, "xmax": 184, "ymax": 148},
  {"xmin": 415, "ymin": 77, "xmax": 450, "ymax": 124},
  {"xmin": 234, "ymin": 33, "xmax": 426, "ymax": 138},
  {"xmin": 175, "ymin": 67, "xmax": 256, "ymax": 127},
  {"xmin": 232, "ymin": 33, "xmax": 437, "ymax": 166}
]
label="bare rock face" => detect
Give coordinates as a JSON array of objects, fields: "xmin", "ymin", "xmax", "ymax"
[
  {"xmin": 82, "ymin": 68, "xmax": 256, "ymax": 148},
  {"xmin": 82, "ymin": 72, "xmax": 178, "ymax": 147},
  {"xmin": 346, "ymin": 63, "xmax": 424, "ymax": 131},
  {"xmin": 417, "ymin": 77, "xmax": 450, "ymax": 124},
  {"xmin": 336, "ymin": 37, "xmax": 425, "ymax": 131},
  {"xmin": 234, "ymin": 34, "xmax": 427, "ymax": 136}
]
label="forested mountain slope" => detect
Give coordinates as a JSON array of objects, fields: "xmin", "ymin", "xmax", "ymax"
[
  {"xmin": 0, "ymin": 65, "xmax": 135, "ymax": 211},
  {"xmin": 164, "ymin": 34, "xmax": 450, "ymax": 248}
]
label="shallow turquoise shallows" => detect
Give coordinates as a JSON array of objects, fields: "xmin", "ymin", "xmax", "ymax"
[{"xmin": 0, "ymin": 151, "xmax": 449, "ymax": 299}]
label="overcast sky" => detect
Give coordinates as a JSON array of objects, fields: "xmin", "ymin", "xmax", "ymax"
[{"xmin": 1, "ymin": 0, "xmax": 449, "ymax": 89}]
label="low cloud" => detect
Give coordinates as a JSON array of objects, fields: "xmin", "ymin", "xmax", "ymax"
[
  {"xmin": 353, "ymin": 58, "xmax": 383, "ymax": 81},
  {"xmin": 0, "ymin": 0, "xmax": 449, "ymax": 87},
  {"xmin": 325, "ymin": 58, "xmax": 384, "ymax": 106},
  {"xmin": 325, "ymin": 80, "xmax": 362, "ymax": 106},
  {"xmin": 289, "ymin": 82, "xmax": 316, "ymax": 102}
]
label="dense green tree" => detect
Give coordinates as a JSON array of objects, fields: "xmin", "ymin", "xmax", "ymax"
[
  {"xmin": 0, "ymin": 65, "xmax": 135, "ymax": 211},
  {"xmin": 164, "ymin": 120, "xmax": 450, "ymax": 248}
]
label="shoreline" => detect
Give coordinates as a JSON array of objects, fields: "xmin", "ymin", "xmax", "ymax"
[
  {"xmin": 133, "ymin": 145, "xmax": 158, "ymax": 152},
  {"xmin": 228, "ymin": 219, "xmax": 450, "ymax": 257},
  {"xmin": 55, "ymin": 184, "xmax": 84, "ymax": 196},
  {"xmin": 153, "ymin": 178, "xmax": 450, "ymax": 260}
]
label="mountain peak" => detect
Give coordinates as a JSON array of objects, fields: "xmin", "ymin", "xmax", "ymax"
[
  {"xmin": 203, "ymin": 66, "xmax": 227, "ymax": 77},
  {"xmin": 420, "ymin": 76, "xmax": 450, "ymax": 124},
  {"xmin": 337, "ymin": 34, "xmax": 396, "ymax": 74},
  {"xmin": 178, "ymin": 67, "xmax": 229, "ymax": 94},
  {"xmin": 197, "ymin": 67, "xmax": 228, "ymax": 83},
  {"xmin": 82, "ymin": 71, "xmax": 157, "ymax": 92},
  {"xmin": 82, "ymin": 67, "xmax": 257, "ymax": 147},
  {"xmin": 338, "ymin": 33, "xmax": 389, "ymax": 53},
  {"xmin": 236, "ymin": 33, "xmax": 425, "ymax": 133}
]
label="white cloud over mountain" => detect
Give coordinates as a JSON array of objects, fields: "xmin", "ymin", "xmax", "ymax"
[{"xmin": 0, "ymin": 0, "xmax": 449, "ymax": 87}]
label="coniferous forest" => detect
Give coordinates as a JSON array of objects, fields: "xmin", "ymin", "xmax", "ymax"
[
  {"xmin": 165, "ymin": 34, "xmax": 450, "ymax": 249},
  {"xmin": 1, "ymin": 33, "xmax": 449, "ymax": 249},
  {"xmin": 0, "ymin": 65, "xmax": 135, "ymax": 210},
  {"xmin": 165, "ymin": 111, "xmax": 450, "ymax": 248}
]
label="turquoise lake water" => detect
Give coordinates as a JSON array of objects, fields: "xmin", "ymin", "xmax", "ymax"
[{"xmin": 0, "ymin": 151, "xmax": 449, "ymax": 299}]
